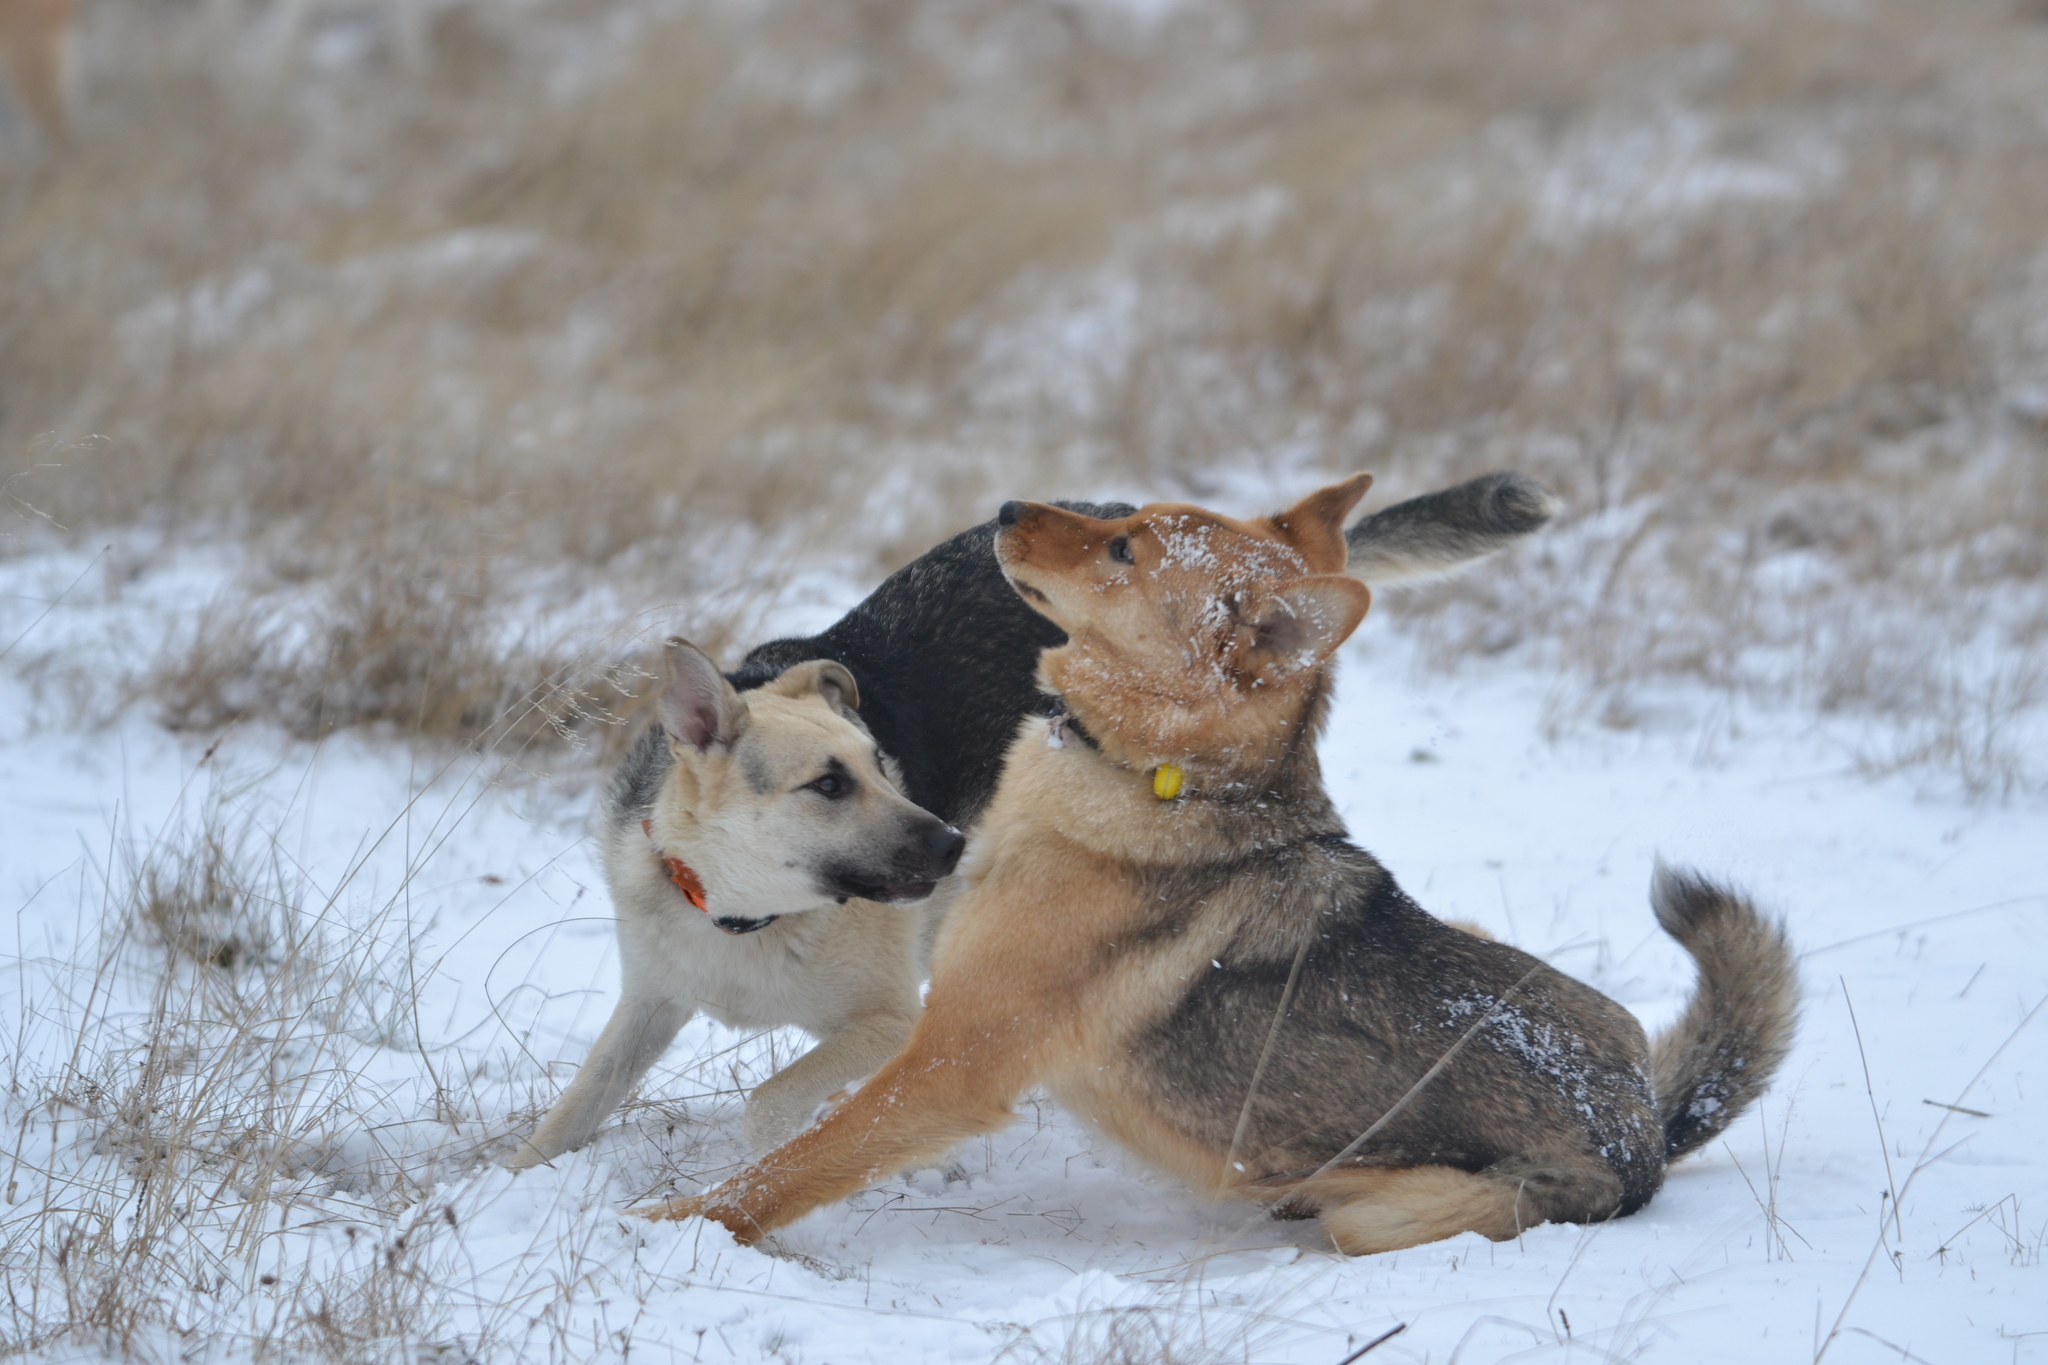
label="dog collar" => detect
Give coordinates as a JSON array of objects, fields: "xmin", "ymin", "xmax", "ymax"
[
  {"xmin": 640, "ymin": 819, "xmax": 777, "ymax": 935},
  {"xmin": 1048, "ymin": 704, "xmax": 1184, "ymax": 801}
]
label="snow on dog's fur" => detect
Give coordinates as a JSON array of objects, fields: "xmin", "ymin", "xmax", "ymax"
[
  {"xmin": 508, "ymin": 475, "xmax": 1558, "ymax": 1168},
  {"xmin": 635, "ymin": 475, "xmax": 1796, "ymax": 1254}
]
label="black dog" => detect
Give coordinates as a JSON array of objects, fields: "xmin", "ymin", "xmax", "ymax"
[{"xmin": 719, "ymin": 472, "xmax": 1557, "ymax": 830}]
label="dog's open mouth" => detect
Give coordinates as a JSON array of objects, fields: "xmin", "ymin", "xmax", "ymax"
[
  {"xmin": 712, "ymin": 915, "xmax": 779, "ymax": 935},
  {"xmin": 820, "ymin": 873, "xmax": 942, "ymax": 905}
]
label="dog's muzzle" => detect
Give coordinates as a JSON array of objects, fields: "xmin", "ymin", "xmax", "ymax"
[{"xmin": 818, "ymin": 820, "xmax": 965, "ymax": 905}]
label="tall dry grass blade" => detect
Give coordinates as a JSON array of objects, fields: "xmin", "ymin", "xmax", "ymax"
[
  {"xmin": 1840, "ymin": 980, "xmax": 1902, "ymax": 1243},
  {"xmin": 1814, "ymin": 991, "xmax": 2048, "ymax": 1362}
]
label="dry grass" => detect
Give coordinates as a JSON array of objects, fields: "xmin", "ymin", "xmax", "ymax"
[
  {"xmin": 996, "ymin": 1304, "xmax": 1259, "ymax": 1365},
  {"xmin": 9, "ymin": 11, "xmax": 2045, "ymax": 1345},
  {"xmin": 0, "ymin": 0, "xmax": 2045, "ymax": 788},
  {"xmin": 0, "ymin": 788, "xmax": 459, "ymax": 1357},
  {"xmin": 149, "ymin": 553, "xmax": 664, "ymax": 756},
  {"xmin": 0, "ymin": 755, "xmax": 758, "ymax": 1361}
]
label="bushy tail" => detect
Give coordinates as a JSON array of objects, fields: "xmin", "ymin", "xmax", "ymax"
[
  {"xmin": 1343, "ymin": 472, "xmax": 1561, "ymax": 584},
  {"xmin": 1648, "ymin": 863, "xmax": 1799, "ymax": 1163}
]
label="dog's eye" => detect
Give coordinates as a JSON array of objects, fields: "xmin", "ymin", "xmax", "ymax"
[
  {"xmin": 806, "ymin": 772, "xmax": 853, "ymax": 799},
  {"xmin": 1108, "ymin": 535, "xmax": 1135, "ymax": 565}
]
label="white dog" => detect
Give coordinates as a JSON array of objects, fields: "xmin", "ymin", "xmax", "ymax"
[{"xmin": 504, "ymin": 641, "xmax": 962, "ymax": 1166}]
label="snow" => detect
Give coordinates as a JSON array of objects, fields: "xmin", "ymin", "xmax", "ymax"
[{"xmin": 2, "ymin": 568, "xmax": 2044, "ymax": 1363}]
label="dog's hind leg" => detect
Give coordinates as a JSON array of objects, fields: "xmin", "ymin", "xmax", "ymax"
[
  {"xmin": 504, "ymin": 995, "xmax": 692, "ymax": 1169},
  {"xmin": 742, "ymin": 1009, "xmax": 919, "ymax": 1153},
  {"xmin": 1309, "ymin": 1166, "xmax": 1531, "ymax": 1255},
  {"xmin": 1311, "ymin": 1153, "xmax": 1626, "ymax": 1254}
]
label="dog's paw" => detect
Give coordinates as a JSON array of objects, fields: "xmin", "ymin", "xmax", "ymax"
[
  {"xmin": 496, "ymin": 1136, "xmax": 553, "ymax": 1172},
  {"xmin": 626, "ymin": 1193, "xmax": 707, "ymax": 1223},
  {"xmin": 744, "ymin": 1085, "xmax": 862, "ymax": 1154},
  {"xmin": 742, "ymin": 1110, "xmax": 796, "ymax": 1156},
  {"xmin": 626, "ymin": 1194, "xmax": 767, "ymax": 1245}
]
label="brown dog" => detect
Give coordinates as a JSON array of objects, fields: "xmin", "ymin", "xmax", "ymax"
[{"xmin": 636, "ymin": 475, "xmax": 1796, "ymax": 1254}]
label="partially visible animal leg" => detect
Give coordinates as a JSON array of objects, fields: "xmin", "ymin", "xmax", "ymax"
[
  {"xmin": 1306, "ymin": 1154, "xmax": 1624, "ymax": 1255},
  {"xmin": 1307, "ymin": 1167, "xmax": 1529, "ymax": 1255},
  {"xmin": 742, "ymin": 1009, "xmax": 918, "ymax": 1154},
  {"xmin": 0, "ymin": 0, "xmax": 75, "ymax": 144},
  {"xmin": 634, "ymin": 1006, "xmax": 1038, "ymax": 1240},
  {"xmin": 505, "ymin": 994, "xmax": 691, "ymax": 1169}
]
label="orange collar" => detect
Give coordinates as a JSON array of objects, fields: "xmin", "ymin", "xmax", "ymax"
[{"xmin": 641, "ymin": 819, "xmax": 709, "ymax": 911}]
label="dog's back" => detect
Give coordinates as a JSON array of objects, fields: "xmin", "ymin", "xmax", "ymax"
[
  {"xmin": 730, "ymin": 501, "xmax": 1132, "ymax": 828},
  {"xmin": 983, "ymin": 481, "xmax": 1794, "ymax": 1247},
  {"xmin": 725, "ymin": 475, "xmax": 1557, "ymax": 831},
  {"xmin": 632, "ymin": 475, "xmax": 1795, "ymax": 1254},
  {"xmin": 1107, "ymin": 841, "xmax": 1667, "ymax": 1218}
]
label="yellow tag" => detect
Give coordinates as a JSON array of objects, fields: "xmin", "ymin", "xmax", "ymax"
[{"xmin": 1152, "ymin": 764, "xmax": 1184, "ymax": 800}]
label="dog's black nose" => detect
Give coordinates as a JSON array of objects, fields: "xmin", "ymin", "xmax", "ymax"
[
  {"xmin": 997, "ymin": 500, "xmax": 1024, "ymax": 527},
  {"xmin": 925, "ymin": 823, "xmax": 966, "ymax": 873}
]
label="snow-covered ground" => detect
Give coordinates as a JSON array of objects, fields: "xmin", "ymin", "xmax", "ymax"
[{"xmin": 2, "ymin": 561, "xmax": 2044, "ymax": 1364}]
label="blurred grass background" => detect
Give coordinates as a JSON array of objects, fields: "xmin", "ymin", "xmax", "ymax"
[{"xmin": 3, "ymin": 0, "xmax": 2045, "ymax": 791}]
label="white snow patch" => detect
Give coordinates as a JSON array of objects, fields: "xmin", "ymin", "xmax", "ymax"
[{"xmin": 0, "ymin": 561, "xmax": 2042, "ymax": 1362}]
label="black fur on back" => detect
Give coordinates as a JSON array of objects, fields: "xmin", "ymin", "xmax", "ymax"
[
  {"xmin": 728, "ymin": 502, "xmax": 1134, "ymax": 828},
  {"xmin": 669, "ymin": 475, "xmax": 1552, "ymax": 827}
]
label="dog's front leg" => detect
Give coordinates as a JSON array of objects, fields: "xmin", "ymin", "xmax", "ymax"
[
  {"xmin": 504, "ymin": 994, "xmax": 692, "ymax": 1169},
  {"xmin": 633, "ymin": 1004, "xmax": 1043, "ymax": 1242},
  {"xmin": 741, "ymin": 1008, "xmax": 919, "ymax": 1154}
]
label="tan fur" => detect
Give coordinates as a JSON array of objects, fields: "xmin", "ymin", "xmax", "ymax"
[
  {"xmin": 515, "ymin": 473, "xmax": 1565, "ymax": 1177},
  {"xmin": 634, "ymin": 732, "xmax": 1555, "ymax": 1251},
  {"xmin": 0, "ymin": 0, "xmax": 73, "ymax": 144},
  {"xmin": 632, "ymin": 480, "xmax": 1401, "ymax": 1237},
  {"xmin": 1309, "ymin": 1167, "xmax": 1529, "ymax": 1254},
  {"xmin": 998, "ymin": 478, "xmax": 1371, "ymax": 786},
  {"xmin": 633, "ymin": 477, "xmax": 1786, "ymax": 1251}
]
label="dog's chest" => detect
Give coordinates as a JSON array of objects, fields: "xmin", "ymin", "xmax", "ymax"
[
  {"xmin": 605, "ymin": 839, "xmax": 876, "ymax": 1034},
  {"xmin": 690, "ymin": 950, "xmax": 825, "ymax": 1032},
  {"xmin": 627, "ymin": 906, "xmax": 842, "ymax": 1029}
]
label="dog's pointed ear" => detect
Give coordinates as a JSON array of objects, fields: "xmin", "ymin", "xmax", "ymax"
[
  {"xmin": 661, "ymin": 638, "xmax": 743, "ymax": 753},
  {"xmin": 1267, "ymin": 473, "xmax": 1375, "ymax": 571},
  {"xmin": 1235, "ymin": 576, "xmax": 1371, "ymax": 675},
  {"xmin": 759, "ymin": 659, "xmax": 861, "ymax": 718}
]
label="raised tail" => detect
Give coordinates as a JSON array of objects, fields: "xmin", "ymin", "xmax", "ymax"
[
  {"xmin": 1343, "ymin": 472, "xmax": 1560, "ymax": 584},
  {"xmin": 1648, "ymin": 863, "xmax": 1799, "ymax": 1163}
]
